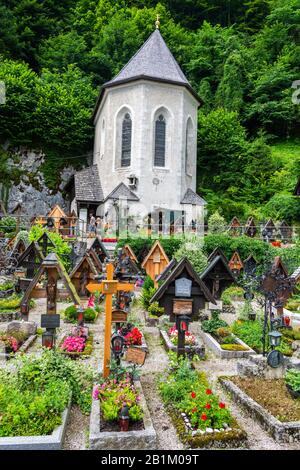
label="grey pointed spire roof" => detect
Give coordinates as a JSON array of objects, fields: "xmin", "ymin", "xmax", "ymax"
[
  {"xmin": 93, "ymin": 29, "xmax": 202, "ymax": 118},
  {"xmin": 180, "ymin": 188, "xmax": 207, "ymax": 206},
  {"xmin": 106, "ymin": 29, "xmax": 189, "ymax": 87}
]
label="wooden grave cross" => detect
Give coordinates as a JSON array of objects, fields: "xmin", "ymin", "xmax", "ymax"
[{"xmin": 86, "ymin": 263, "xmax": 134, "ymax": 378}]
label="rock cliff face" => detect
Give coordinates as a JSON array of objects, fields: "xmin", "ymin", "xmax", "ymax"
[{"xmin": 2, "ymin": 148, "xmax": 75, "ymax": 218}]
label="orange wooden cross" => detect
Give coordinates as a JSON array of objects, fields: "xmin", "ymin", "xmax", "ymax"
[{"xmin": 86, "ymin": 263, "xmax": 134, "ymax": 378}]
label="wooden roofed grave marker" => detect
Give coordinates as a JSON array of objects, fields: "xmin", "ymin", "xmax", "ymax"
[
  {"xmin": 36, "ymin": 231, "xmax": 56, "ymax": 257},
  {"xmin": 244, "ymin": 216, "xmax": 257, "ymax": 238},
  {"xmin": 243, "ymin": 255, "xmax": 258, "ymax": 277},
  {"xmin": 20, "ymin": 252, "xmax": 80, "ymax": 347},
  {"xmin": 141, "ymin": 240, "xmax": 170, "ymax": 287},
  {"xmin": 228, "ymin": 251, "xmax": 244, "ymax": 277},
  {"xmin": 200, "ymin": 255, "xmax": 236, "ymax": 300},
  {"xmin": 17, "ymin": 241, "xmax": 44, "ymax": 278},
  {"xmin": 47, "ymin": 205, "xmax": 68, "ymax": 235},
  {"xmin": 69, "ymin": 253, "xmax": 98, "ymax": 297},
  {"xmin": 262, "ymin": 219, "xmax": 277, "ymax": 242},
  {"xmin": 86, "ymin": 263, "xmax": 134, "ymax": 377},
  {"xmin": 279, "ymin": 220, "xmax": 293, "ymax": 243},
  {"xmin": 228, "ymin": 217, "xmax": 242, "ymax": 236},
  {"xmin": 123, "ymin": 244, "xmax": 138, "ymax": 264},
  {"xmin": 90, "ymin": 236, "xmax": 109, "ymax": 263}
]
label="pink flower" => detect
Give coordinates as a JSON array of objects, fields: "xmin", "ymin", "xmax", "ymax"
[{"xmin": 92, "ymin": 387, "xmax": 100, "ymax": 399}]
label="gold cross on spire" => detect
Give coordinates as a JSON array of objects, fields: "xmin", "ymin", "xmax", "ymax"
[{"xmin": 155, "ymin": 14, "xmax": 160, "ymax": 29}]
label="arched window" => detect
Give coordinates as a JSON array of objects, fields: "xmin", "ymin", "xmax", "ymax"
[
  {"xmin": 154, "ymin": 114, "xmax": 166, "ymax": 167},
  {"xmin": 121, "ymin": 113, "xmax": 132, "ymax": 167},
  {"xmin": 185, "ymin": 118, "xmax": 194, "ymax": 175}
]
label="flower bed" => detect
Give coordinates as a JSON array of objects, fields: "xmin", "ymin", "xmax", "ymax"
[
  {"xmin": 0, "ymin": 331, "xmax": 37, "ymax": 359},
  {"xmin": 159, "ymin": 356, "xmax": 247, "ymax": 448},
  {"xmin": 90, "ymin": 379, "xmax": 156, "ymax": 449},
  {"xmin": 119, "ymin": 324, "xmax": 148, "ymax": 352},
  {"xmin": 58, "ymin": 327, "xmax": 93, "ymax": 357},
  {"xmin": 159, "ymin": 328, "xmax": 205, "ymax": 359},
  {"xmin": 220, "ymin": 376, "xmax": 300, "ymax": 443},
  {"xmin": 201, "ymin": 311, "xmax": 252, "ymax": 357},
  {"xmin": 201, "ymin": 331, "xmax": 254, "ymax": 359}
]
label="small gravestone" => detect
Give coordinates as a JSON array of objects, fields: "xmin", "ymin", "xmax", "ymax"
[{"xmin": 6, "ymin": 320, "xmax": 37, "ymax": 339}]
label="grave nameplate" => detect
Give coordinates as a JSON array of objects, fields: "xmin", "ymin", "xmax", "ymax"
[
  {"xmin": 41, "ymin": 314, "xmax": 60, "ymax": 329},
  {"xmin": 175, "ymin": 277, "xmax": 192, "ymax": 298},
  {"xmin": 173, "ymin": 299, "xmax": 193, "ymax": 315},
  {"xmin": 125, "ymin": 347, "xmax": 147, "ymax": 365},
  {"xmin": 112, "ymin": 310, "xmax": 128, "ymax": 323}
]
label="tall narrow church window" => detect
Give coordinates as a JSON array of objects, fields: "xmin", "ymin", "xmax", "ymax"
[
  {"xmin": 185, "ymin": 118, "xmax": 193, "ymax": 175},
  {"xmin": 121, "ymin": 113, "xmax": 132, "ymax": 167},
  {"xmin": 154, "ymin": 114, "xmax": 166, "ymax": 167}
]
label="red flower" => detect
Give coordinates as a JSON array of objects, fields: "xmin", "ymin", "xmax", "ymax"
[
  {"xmin": 191, "ymin": 391, "xmax": 196, "ymax": 399},
  {"xmin": 206, "ymin": 389, "xmax": 212, "ymax": 395},
  {"xmin": 204, "ymin": 403, "xmax": 211, "ymax": 410},
  {"xmin": 191, "ymin": 407, "xmax": 197, "ymax": 413},
  {"xmin": 201, "ymin": 414, "xmax": 208, "ymax": 421},
  {"xmin": 219, "ymin": 402, "xmax": 226, "ymax": 409}
]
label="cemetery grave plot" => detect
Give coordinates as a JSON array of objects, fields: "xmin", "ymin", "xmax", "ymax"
[
  {"xmin": 90, "ymin": 378, "xmax": 156, "ymax": 450},
  {"xmin": 58, "ymin": 327, "xmax": 94, "ymax": 358},
  {"xmin": 158, "ymin": 357, "xmax": 247, "ymax": 449},
  {"xmin": 150, "ymin": 257, "xmax": 215, "ymax": 358},
  {"xmin": 220, "ymin": 374, "xmax": 300, "ymax": 443},
  {"xmin": 0, "ymin": 320, "xmax": 37, "ymax": 359}
]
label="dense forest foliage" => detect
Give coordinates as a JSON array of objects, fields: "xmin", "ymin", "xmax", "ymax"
[{"xmin": 0, "ymin": 0, "xmax": 299, "ymax": 221}]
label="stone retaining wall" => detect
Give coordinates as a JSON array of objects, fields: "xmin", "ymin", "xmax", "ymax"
[{"xmin": 220, "ymin": 378, "xmax": 300, "ymax": 443}]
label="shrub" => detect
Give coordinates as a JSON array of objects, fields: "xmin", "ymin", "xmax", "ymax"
[
  {"xmin": 216, "ymin": 327, "xmax": 231, "ymax": 338},
  {"xmin": 158, "ymin": 356, "xmax": 233, "ymax": 431},
  {"xmin": 208, "ymin": 211, "xmax": 227, "ymax": 234},
  {"xmin": 64, "ymin": 305, "xmax": 78, "ymax": 322},
  {"xmin": 0, "ymin": 294, "xmax": 22, "ymax": 312},
  {"xmin": 148, "ymin": 301, "xmax": 164, "ymax": 316},
  {"xmin": 202, "ymin": 311, "xmax": 228, "ymax": 335},
  {"xmin": 285, "ymin": 369, "xmax": 300, "ymax": 393},
  {"xmin": 174, "ymin": 235, "xmax": 207, "ymax": 274},
  {"xmin": 221, "ymin": 286, "xmax": 244, "ymax": 305},
  {"xmin": 0, "ymin": 280, "xmax": 14, "ymax": 291},
  {"xmin": 29, "ymin": 225, "xmax": 71, "ymax": 271},
  {"xmin": 84, "ymin": 307, "xmax": 97, "ymax": 323},
  {"xmin": 140, "ymin": 276, "xmax": 156, "ymax": 310}
]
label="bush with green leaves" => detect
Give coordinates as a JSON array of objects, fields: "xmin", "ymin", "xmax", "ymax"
[
  {"xmin": 201, "ymin": 311, "xmax": 228, "ymax": 335},
  {"xmin": 28, "ymin": 225, "xmax": 71, "ymax": 271},
  {"xmin": 208, "ymin": 211, "xmax": 227, "ymax": 234},
  {"xmin": 64, "ymin": 305, "xmax": 97, "ymax": 323},
  {"xmin": 140, "ymin": 275, "xmax": 156, "ymax": 311},
  {"xmin": 0, "ymin": 216, "xmax": 16, "ymax": 235},
  {"xmin": 147, "ymin": 301, "xmax": 164, "ymax": 317},
  {"xmin": 285, "ymin": 369, "xmax": 300, "ymax": 393},
  {"xmin": 174, "ymin": 236, "xmax": 207, "ymax": 274},
  {"xmin": 221, "ymin": 286, "xmax": 244, "ymax": 305}
]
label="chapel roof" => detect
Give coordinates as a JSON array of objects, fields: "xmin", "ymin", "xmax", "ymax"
[
  {"xmin": 74, "ymin": 165, "xmax": 103, "ymax": 203},
  {"xmin": 93, "ymin": 29, "xmax": 202, "ymax": 118}
]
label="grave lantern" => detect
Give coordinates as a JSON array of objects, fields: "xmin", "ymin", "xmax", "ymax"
[
  {"xmin": 111, "ymin": 333, "xmax": 125, "ymax": 364},
  {"xmin": 20, "ymin": 302, "xmax": 29, "ymax": 318},
  {"xmin": 119, "ymin": 403, "xmax": 129, "ymax": 432},
  {"xmin": 42, "ymin": 329, "xmax": 55, "ymax": 349},
  {"xmin": 268, "ymin": 330, "xmax": 282, "ymax": 349},
  {"xmin": 177, "ymin": 315, "xmax": 190, "ymax": 333},
  {"xmin": 248, "ymin": 310, "xmax": 256, "ymax": 321},
  {"xmin": 77, "ymin": 306, "xmax": 84, "ymax": 326}
]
